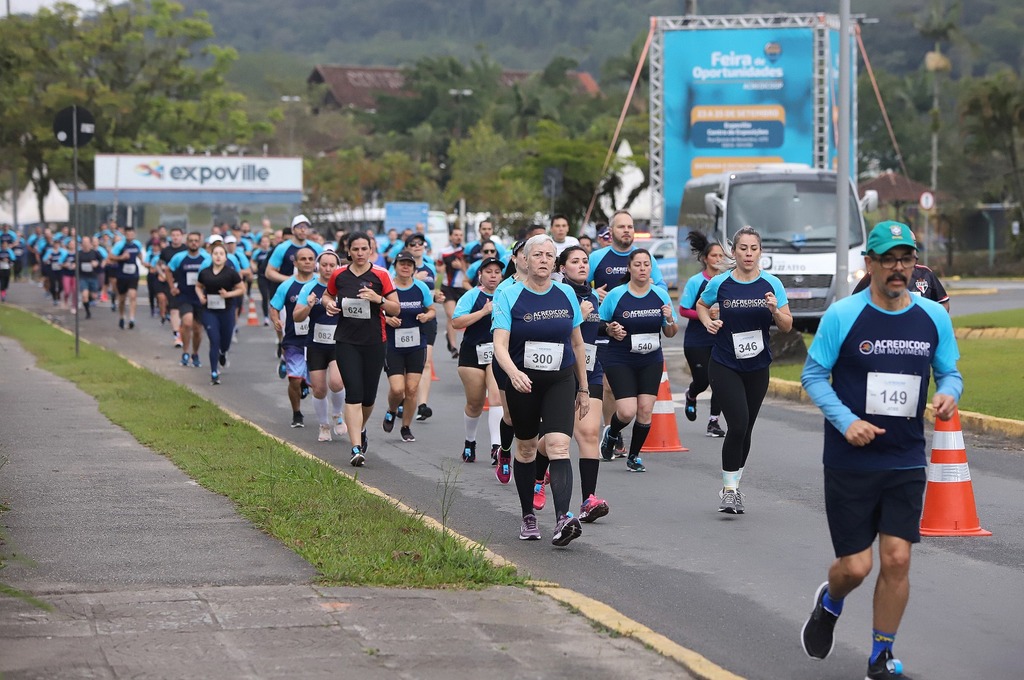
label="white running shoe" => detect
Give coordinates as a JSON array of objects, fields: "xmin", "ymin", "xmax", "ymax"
[{"xmin": 318, "ymin": 424, "xmax": 332, "ymax": 442}]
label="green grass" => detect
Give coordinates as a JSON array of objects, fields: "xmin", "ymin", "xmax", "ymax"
[
  {"xmin": 0, "ymin": 306, "xmax": 521, "ymax": 589},
  {"xmin": 952, "ymin": 308, "xmax": 1024, "ymax": 329},
  {"xmin": 771, "ymin": 327, "xmax": 1024, "ymax": 421}
]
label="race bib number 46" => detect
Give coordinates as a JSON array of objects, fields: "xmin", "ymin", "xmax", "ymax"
[{"xmin": 865, "ymin": 372, "xmax": 921, "ymax": 418}]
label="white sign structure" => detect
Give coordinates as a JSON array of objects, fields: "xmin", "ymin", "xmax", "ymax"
[
  {"xmin": 94, "ymin": 155, "xmax": 302, "ymax": 192},
  {"xmin": 919, "ymin": 190, "xmax": 935, "ymax": 211}
]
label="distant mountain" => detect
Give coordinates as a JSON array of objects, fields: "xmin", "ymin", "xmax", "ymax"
[{"xmin": 185, "ymin": 0, "xmax": 1022, "ymax": 98}]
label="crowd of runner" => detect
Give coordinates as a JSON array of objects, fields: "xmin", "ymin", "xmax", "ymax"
[{"xmin": 2, "ymin": 212, "xmax": 962, "ymax": 680}]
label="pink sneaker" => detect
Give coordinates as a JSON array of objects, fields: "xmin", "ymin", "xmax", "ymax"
[
  {"xmin": 495, "ymin": 449, "xmax": 511, "ymax": 484},
  {"xmin": 578, "ymin": 494, "xmax": 609, "ymax": 523},
  {"xmin": 532, "ymin": 482, "xmax": 546, "ymax": 510}
]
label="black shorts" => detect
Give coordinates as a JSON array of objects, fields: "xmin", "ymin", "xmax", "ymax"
[
  {"xmin": 603, "ymin": 361, "xmax": 662, "ymax": 399},
  {"xmin": 424, "ymin": 317, "xmax": 438, "ymax": 345},
  {"xmin": 306, "ymin": 343, "xmax": 337, "ymax": 372},
  {"xmin": 385, "ymin": 347, "xmax": 426, "ymax": 377},
  {"xmin": 458, "ymin": 341, "xmax": 493, "ymax": 371},
  {"xmin": 149, "ymin": 277, "xmax": 169, "ymax": 297},
  {"xmin": 441, "ymin": 285, "xmax": 465, "ymax": 303},
  {"xmin": 178, "ymin": 301, "xmax": 202, "ymax": 318},
  {"xmin": 116, "ymin": 277, "xmax": 139, "ymax": 295},
  {"xmin": 491, "ymin": 358, "xmax": 509, "ymax": 390},
  {"xmin": 587, "ymin": 382, "xmax": 603, "ymax": 400},
  {"xmin": 504, "ymin": 366, "xmax": 577, "ymax": 440},
  {"xmin": 168, "ymin": 293, "xmax": 181, "ymax": 310},
  {"xmin": 824, "ymin": 467, "xmax": 927, "ymax": 557}
]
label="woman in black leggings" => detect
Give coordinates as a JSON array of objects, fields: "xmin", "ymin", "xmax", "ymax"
[
  {"xmin": 678, "ymin": 230, "xmax": 728, "ymax": 437},
  {"xmin": 696, "ymin": 226, "xmax": 792, "ymax": 515}
]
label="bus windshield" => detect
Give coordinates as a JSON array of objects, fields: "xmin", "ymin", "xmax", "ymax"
[{"xmin": 725, "ymin": 179, "xmax": 863, "ymax": 251}]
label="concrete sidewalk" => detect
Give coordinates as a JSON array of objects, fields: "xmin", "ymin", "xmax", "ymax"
[{"xmin": 0, "ymin": 340, "xmax": 689, "ymax": 679}]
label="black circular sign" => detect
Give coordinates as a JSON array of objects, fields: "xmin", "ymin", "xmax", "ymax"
[{"xmin": 53, "ymin": 106, "xmax": 96, "ymax": 148}]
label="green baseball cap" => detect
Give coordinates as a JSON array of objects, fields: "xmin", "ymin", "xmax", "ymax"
[{"xmin": 864, "ymin": 220, "xmax": 917, "ymax": 255}]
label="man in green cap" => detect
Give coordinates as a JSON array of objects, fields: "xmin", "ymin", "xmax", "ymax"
[
  {"xmin": 798, "ymin": 219, "xmax": 963, "ymax": 679},
  {"xmin": 852, "ymin": 220, "xmax": 949, "ymax": 311}
]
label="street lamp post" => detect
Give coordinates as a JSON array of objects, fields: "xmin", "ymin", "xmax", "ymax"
[
  {"xmin": 447, "ymin": 88, "xmax": 473, "ymax": 139},
  {"xmin": 280, "ymin": 95, "xmax": 301, "ymax": 155}
]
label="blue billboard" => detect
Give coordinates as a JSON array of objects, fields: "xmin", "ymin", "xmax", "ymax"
[
  {"xmin": 662, "ymin": 27, "xmax": 816, "ymax": 226},
  {"xmin": 827, "ymin": 28, "xmax": 858, "ymax": 179},
  {"xmin": 384, "ymin": 202, "xmax": 429, "ymax": 232}
]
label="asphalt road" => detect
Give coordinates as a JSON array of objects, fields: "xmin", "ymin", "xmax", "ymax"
[{"xmin": 7, "ymin": 280, "xmax": 1024, "ymax": 680}]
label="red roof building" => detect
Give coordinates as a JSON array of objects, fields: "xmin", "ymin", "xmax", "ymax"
[{"xmin": 307, "ymin": 65, "xmax": 600, "ymax": 113}]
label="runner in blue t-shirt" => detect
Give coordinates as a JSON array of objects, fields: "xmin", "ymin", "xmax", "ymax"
[
  {"xmin": 452, "ymin": 256, "xmax": 504, "ymax": 465},
  {"xmin": 266, "ymin": 214, "xmax": 324, "ymax": 284},
  {"xmin": 597, "ymin": 249, "xmax": 677, "ymax": 473},
  {"xmin": 679, "ymin": 231, "xmax": 728, "ymax": 438},
  {"xmin": 167, "ymin": 233, "xmax": 213, "ymax": 367},
  {"xmin": 109, "ymin": 225, "xmax": 144, "ymax": 329},
  {"xmin": 697, "ymin": 227, "xmax": 792, "ymax": 514},
  {"xmin": 535, "ymin": 246, "xmax": 610, "ymax": 522},
  {"xmin": 380, "ymin": 251, "xmax": 436, "ymax": 443},
  {"xmin": 391, "ymin": 234, "xmax": 441, "ymax": 424},
  {"xmin": 270, "ymin": 247, "xmax": 318, "ymax": 429},
  {"xmin": 492, "ymin": 235, "xmax": 588, "ymax": 548},
  {"xmin": 292, "ymin": 249, "xmax": 347, "ymax": 443},
  {"xmin": 798, "ymin": 220, "xmax": 962, "ymax": 680}
]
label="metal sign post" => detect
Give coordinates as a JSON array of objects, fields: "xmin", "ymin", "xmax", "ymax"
[{"xmin": 53, "ymin": 105, "xmax": 95, "ymax": 356}]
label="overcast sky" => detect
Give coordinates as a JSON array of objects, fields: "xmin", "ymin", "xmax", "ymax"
[{"xmin": 6, "ymin": 0, "xmax": 99, "ymax": 14}]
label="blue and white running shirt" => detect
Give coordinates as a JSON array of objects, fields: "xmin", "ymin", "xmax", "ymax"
[
  {"xmin": 491, "ymin": 281, "xmax": 582, "ymax": 372},
  {"xmin": 802, "ymin": 290, "xmax": 962, "ymax": 471},
  {"xmin": 598, "ymin": 284, "xmax": 675, "ymax": 368},
  {"xmin": 700, "ymin": 270, "xmax": 788, "ymax": 373}
]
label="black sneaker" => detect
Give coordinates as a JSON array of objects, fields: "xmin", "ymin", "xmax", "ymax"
[
  {"xmin": 290, "ymin": 412, "xmax": 304, "ymax": 428},
  {"xmin": 462, "ymin": 440, "xmax": 477, "ymax": 462},
  {"xmin": 300, "ymin": 380, "xmax": 310, "ymax": 399},
  {"xmin": 218, "ymin": 352, "xmax": 227, "ymax": 368},
  {"xmin": 400, "ymin": 426, "xmax": 415, "ymax": 442},
  {"xmin": 415, "ymin": 403, "xmax": 432, "ymax": 421},
  {"xmin": 551, "ymin": 513, "xmax": 582, "ymax": 547},
  {"xmin": 800, "ymin": 581, "xmax": 838, "ymax": 660},
  {"xmin": 600, "ymin": 425, "xmax": 615, "ymax": 460},
  {"xmin": 684, "ymin": 392, "xmax": 697, "ymax": 421},
  {"xmin": 361, "ymin": 429, "xmax": 369, "ymax": 454},
  {"xmin": 191, "ymin": 354, "xmax": 201, "ymax": 368},
  {"xmin": 490, "ymin": 444, "xmax": 500, "ymax": 466},
  {"xmin": 128, "ymin": 320, "xmax": 135, "ymax": 329},
  {"xmin": 866, "ymin": 649, "xmax": 909, "ymax": 679},
  {"xmin": 382, "ymin": 410, "xmax": 397, "ymax": 433},
  {"xmin": 118, "ymin": 318, "xmax": 125, "ymax": 329},
  {"xmin": 707, "ymin": 420, "xmax": 726, "ymax": 438},
  {"xmin": 350, "ymin": 446, "xmax": 365, "ymax": 467},
  {"xmin": 210, "ymin": 372, "xmax": 221, "ymax": 385},
  {"xmin": 626, "ymin": 455, "xmax": 646, "ymax": 472}
]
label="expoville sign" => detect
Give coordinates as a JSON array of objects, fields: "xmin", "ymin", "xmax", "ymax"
[{"xmin": 94, "ymin": 154, "xmax": 303, "ymax": 192}]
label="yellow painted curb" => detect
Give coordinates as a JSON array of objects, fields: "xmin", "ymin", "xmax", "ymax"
[
  {"xmin": 533, "ymin": 584, "xmax": 745, "ymax": 680},
  {"xmin": 949, "ymin": 287, "xmax": 998, "ymax": 296}
]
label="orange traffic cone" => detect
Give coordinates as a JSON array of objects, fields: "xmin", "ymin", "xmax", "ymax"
[
  {"xmin": 247, "ymin": 298, "xmax": 259, "ymax": 326},
  {"xmin": 641, "ymin": 361, "xmax": 688, "ymax": 453},
  {"xmin": 482, "ymin": 396, "xmax": 489, "ymax": 411},
  {"xmin": 430, "ymin": 355, "xmax": 439, "ymax": 381},
  {"xmin": 920, "ymin": 407, "xmax": 991, "ymax": 537}
]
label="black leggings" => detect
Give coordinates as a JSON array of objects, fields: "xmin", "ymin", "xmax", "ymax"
[
  {"xmin": 684, "ymin": 345, "xmax": 721, "ymax": 417},
  {"xmin": 708, "ymin": 360, "xmax": 770, "ymax": 472},
  {"xmin": 257, "ymin": 276, "xmax": 272, "ymax": 318},
  {"xmin": 335, "ymin": 341, "xmax": 386, "ymax": 406}
]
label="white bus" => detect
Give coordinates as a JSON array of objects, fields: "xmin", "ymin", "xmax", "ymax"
[{"xmin": 680, "ymin": 164, "xmax": 877, "ymax": 330}]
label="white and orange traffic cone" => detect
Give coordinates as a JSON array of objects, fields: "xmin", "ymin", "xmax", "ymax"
[
  {"xmin": 641, "ymin": 361, "xmax": 688, "ymax": 453},
  {"xmin": 920, "ymin": 407, "xmax": 992, "ymax": 537},
  {"xmin": 247, "ymin": 298, "xmax": 259, "ymax": 326}
]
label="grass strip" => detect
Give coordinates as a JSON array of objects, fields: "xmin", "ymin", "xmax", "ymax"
[
  {"xmin": 0, "ymin": 306, "xmax": 520, "ymax": 588},
  {"xmin": 951, "ymin": 308, "xmax": 1024, "ymax": 329},
  {"xmin": 770, "ymin": 336, "xmax": 1023, "ymax": 422}
]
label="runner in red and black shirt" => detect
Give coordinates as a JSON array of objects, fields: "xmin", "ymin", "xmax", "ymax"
[{"xmin": 324, "ymin": 232, "xmax": 400, "ymax": 467}]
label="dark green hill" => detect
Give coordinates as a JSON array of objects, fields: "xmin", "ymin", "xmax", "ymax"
[{"xmin": 185, "ymin": 0, "xmax": 1021, "ymax": 102}]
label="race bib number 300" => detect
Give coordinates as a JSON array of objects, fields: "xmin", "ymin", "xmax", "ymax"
[
  {"xmin": 865, "ymin": 372, "xmax": 921, "ymax": 418},
  {"xmin": 524, "ymin": 341, "xmax": 563, "ymax": 371}
]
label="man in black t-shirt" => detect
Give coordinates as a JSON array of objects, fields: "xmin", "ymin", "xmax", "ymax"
[{"xmin": 159, "ymin": 227, "xmax": 189, "ymax": 346}]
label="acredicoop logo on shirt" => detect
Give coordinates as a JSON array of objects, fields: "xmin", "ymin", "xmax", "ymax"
[
  {"xmin": 721, "ymin": 298, "xmax": 768, "ymax": 309},
  {"xmin": 523, "ymin": 309, "xmax": 571, "ymax": 322},
  {"xmin": 858, "ymin": 339, "xmax": 932, "ymax": 356},
  {"xmin": 622, "ymin": 309, "xmax": 662, "ymax": 319}
]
